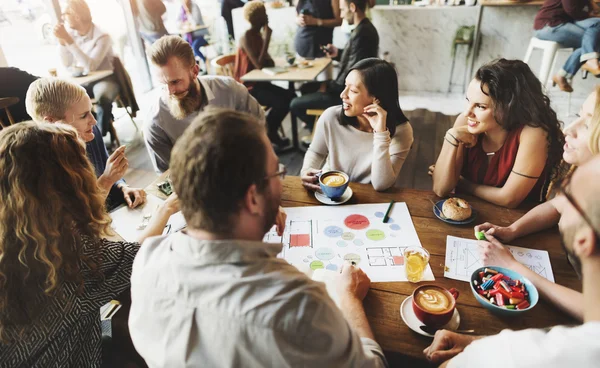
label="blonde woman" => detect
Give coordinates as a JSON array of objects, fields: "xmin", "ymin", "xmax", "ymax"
[
  {"xmin": 26, "ymin": 77, "xmax": 143, "ymax": 210},
  {"xmin": 474, "ymin": 87, "xmax": 600, "ymax": 321},
  {"xmin": 0, "ymin": 122, "xmax": 178, "ymax": 367}
]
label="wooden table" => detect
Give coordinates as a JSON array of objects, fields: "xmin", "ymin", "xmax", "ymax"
[
  {"xmin": 64, "ymin": 70, "xmax": 114, "ymax": 86},
  {"xmin": 132, "ymin": 173, "xmax": 580, "ymax": 362},
  {"xmin": 241, "ymin": 58, "xmax": 333, "ymax": 150},
  {"xmin": 278, "ymin": 176, "xmax": 580, "ymax": 360}
]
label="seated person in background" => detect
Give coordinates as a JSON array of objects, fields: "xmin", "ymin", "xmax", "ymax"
[
  {"xmin": 178, "ymin": 0, "xmax": 209, "ymax": 66},
  {"xmin": 533, "ymin": 0, "xmax": 600, "ymax": 92},
  {"xmin": 0, "ymin": 67, "xmax": 39, "ymax": 124},
  {"xmin": 423, "ymin": 156, "xmax": 600, "ymax": 368},
  {"xmin": 473, "ymin": 86, "xmax": 600, "ymax": 321},
  {"xmin": 54, "ymin": 0, "xmax": 119, "ymax": 137},
  {"xmin": 234, "ymin": 1, "xmax": 295, "ymax": 151},
  {"xmin": 301, "ymin": 58, "xmax": 413, "ymax": 192},
  {"xmin": 0, "ymin": 122, "xmax": 178, "ymax": 368},
  {"xmin": 129, "ymin": 108, "xmax": 387, "ymax": 367},
  {"xmin": 294, "ymin": 0, "xmax": 342, "ymax": 59},
  {"xmin": 431, "ymin": 59, "xmax": 565, "ymax": 209},
  {"xmin": 290, "ymin": 0, "xmax": 379, "ymax": 132},
  {"xmin": 144, "ymin": 35, "xmax": 265, "ymax": 173},
  {"xmin": 26, "ymin": 78, "xmax": 145, "ymax": 210}
]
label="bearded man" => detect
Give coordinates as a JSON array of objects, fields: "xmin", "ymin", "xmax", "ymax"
[{"xmin": 144, "ymin": 35, "xmax": 265, "ymax": 173}]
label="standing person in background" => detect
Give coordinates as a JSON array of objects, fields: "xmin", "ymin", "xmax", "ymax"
[
  {"xmin": 134, "ymin": 0, "xmax": 169, "ymax": 44},
  {"xmin": 294, "ymin": 0, "xmax": 342, "ymax": 59},
  {"xmin": 54, "ymin": 0, "xmax": 119, "ymax": 138},
  {"xmin": 221, "ymin": 0, "xmax": 245, "ymax": 40},
  {"xmin": 178, "ymin": 0, "xmax": 210, "ymax": 67},
  {"xmin": 235, "ymin": 1, "xmax": 295, "ymax": 151},
  {"xmin": 534, "ymin": 0, "xmax": 600, "ymax": 92}
]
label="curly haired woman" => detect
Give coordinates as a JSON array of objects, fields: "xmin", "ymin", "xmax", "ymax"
[{"xmin": 0, "ymin": 122, "xmax": 178, "ymax": 367}]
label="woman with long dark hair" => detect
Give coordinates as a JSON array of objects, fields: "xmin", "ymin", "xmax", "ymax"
[
  {"xmin": 0, "ymin": 122, "xmax": 178, "ymax": 367},
  {"xmin": 432, "ymin": 58, "xmax": 565, "ymax": 208},
  {"xmin": 301, "ymin": 58, "xmax": 414, "ymax": 191}
]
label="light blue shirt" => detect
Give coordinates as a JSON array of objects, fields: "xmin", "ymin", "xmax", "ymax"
[{"xmin": 129, "ymin": 232, "xmax": 387, "ymax": 368}]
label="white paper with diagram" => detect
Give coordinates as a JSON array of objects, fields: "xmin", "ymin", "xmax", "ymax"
[
  {"xmin": 444, "ymin": 235, "xmax": 555, "ymax": 282},
  {"xmin": 263, "ymin": 203, "xmax": 435, "ymax": 282}
]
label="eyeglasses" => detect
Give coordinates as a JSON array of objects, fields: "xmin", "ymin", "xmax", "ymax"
[
  {"xmin": 264, "ymin": 163, "xmax": 286, "ymax": 181},
  {"xmin": 557, "ymin": 174, "xmax": 600, "ymax": 240}
]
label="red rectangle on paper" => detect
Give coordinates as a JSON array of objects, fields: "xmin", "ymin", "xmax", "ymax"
[
  {"xmin": 393, "ymin": 256, "xmax": 404, "ymax": 266},
  {"xmin": 290, "ymin": 234, "xmax": 310, "ymax": 247}
]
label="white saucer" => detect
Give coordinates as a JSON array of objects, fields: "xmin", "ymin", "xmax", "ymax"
[
  {"xmin": 400, "ymin": 295, "xmax": 460, "ymax": 338},
  {"xmin": 314, "ymin": 187, "xmax": 353, "ymax": 205}
]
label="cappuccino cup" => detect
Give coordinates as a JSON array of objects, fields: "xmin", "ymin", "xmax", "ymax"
[
  {"xmin": 317, "ymin": 170, "xmax": 349, "ymax": 200},
  {"xmin": 412, "ymin": 285, "xmax": 459, "ymax": 328}
]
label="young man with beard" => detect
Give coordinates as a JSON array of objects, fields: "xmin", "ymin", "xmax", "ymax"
[
  {"xmin": 144, "ymin": 36, "xmax": 265, "ymax": 173},
  {"xmin": 290, "ymin": 0, "xmax": 379, "ymax": 134},
  {"xmin": 423, "ymin": 155, "xmax": 600, "ymax": 368},
  {"xmin": 129, "ymin": 109, "xmax": 388, "ymax": 367}
]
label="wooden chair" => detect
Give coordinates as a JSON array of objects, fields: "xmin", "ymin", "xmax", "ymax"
[
  {"xmin": 211, "ymin": 54, "xmax": 236, "ymax": 77},
  {"xmin": 0, "ymin": 97, "xmax": 19, "ymax": 129},
  {"xmin": 305, "ymin": 109, "xmax": 325, "ymax": 142}
]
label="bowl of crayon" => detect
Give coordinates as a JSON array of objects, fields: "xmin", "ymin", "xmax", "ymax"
[{"xmin": 470, "ymin": 266, "xmax": 539, "ymax": 316}]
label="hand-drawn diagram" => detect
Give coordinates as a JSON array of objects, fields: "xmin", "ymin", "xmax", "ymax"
[
  {"xmin": 444, "ymin": 236, "xmax": 555, "ymax": 282},
  {"xmin": 264, "ymin": 203, "xmax": 435, "ymax": 282}
]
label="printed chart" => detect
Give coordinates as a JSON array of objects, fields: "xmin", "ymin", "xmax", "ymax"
[
  {"xmin": 264, "ymin": 203, "xmax": 435, "ymax": 282},
  {"xmin": 444, "ymin": 236, "xmax": 555, "ymax": 282}
]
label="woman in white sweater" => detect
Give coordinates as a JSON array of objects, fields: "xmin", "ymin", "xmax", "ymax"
[{"xmin": 301, "ymin": 58, "xmax": 414, "ymax": 191}]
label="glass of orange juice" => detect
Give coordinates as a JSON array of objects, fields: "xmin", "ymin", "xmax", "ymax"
[{"xmin": 404, "ymin": 246, "xmax": 430, "ymax": 283}]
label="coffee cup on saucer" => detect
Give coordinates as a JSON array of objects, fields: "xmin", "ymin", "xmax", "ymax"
[
  {"xmin": 69, "ymin": 66, "xmax": 84, "ymax": 78},
  {"xmin": 412, "ymin": 285, "xmax": 459, "ymax": 328},
  {"xmin": 317, "ymin": 170, "xmax": 349, "ymax": 200}
]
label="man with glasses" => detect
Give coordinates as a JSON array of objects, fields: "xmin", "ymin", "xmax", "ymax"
[
  {"xmin": 422, "ymin": 156, "xmax": 600, "ymax": 368},
  {"xmin": 129, "ymin": 108, "xmax": 387, "ymax": 367}
]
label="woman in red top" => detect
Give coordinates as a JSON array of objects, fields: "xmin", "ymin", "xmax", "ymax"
[
  {"xmin": 234, "ymin": 1, "xmax": 295, "ymax": 151},
  {"xmin": 432, "ymin": 59, "xmax": 565, "ymax": 208},
  {"xmin": 533, "ymin": 0, "xmax": 600, "ymax": 92}
]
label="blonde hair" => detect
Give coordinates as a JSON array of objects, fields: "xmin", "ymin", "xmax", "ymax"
[
  {"xmin": 65, "ymin": 0, "xmax": 92, "ymax": 24},
  {"xmin": 150, "ymin": 35, "xmax": 195, "ymax": 68},
  {"xmin": 0, "ymin": 122, "xmax": 112, "ymax": 342},
  {"xmin": 589, "ymin": 85, "xmax": 600, "ymax": 155},
  {"xmin": 243, "ymin": 1, "xmax": 266, "ymax": 26},
  {"xmin": 25, "ymin": 78, "xmax": 88, "ymax": 122}
]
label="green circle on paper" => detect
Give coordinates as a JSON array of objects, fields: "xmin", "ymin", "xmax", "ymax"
[
  {"xmin": 310, "ymin": 260, "xmax": 324, "ymax": 270},
  {"xmin": 342, "ymin": 232, "xmax": 355, "ymax": 240},
  {"xmin": 366, "ymin": 229, "xmax": 385, "ymax": 241}
]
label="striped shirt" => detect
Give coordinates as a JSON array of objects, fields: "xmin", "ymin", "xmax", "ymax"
[{"xmin": 0, "ymin": 238, "xmax": 139, "ymax": 368}]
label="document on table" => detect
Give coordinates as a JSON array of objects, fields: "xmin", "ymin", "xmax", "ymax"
[
  {"xmin": 109, "ymin": 194, "xmax": 186, "ymax": 242},
  {"xmin": 444, "ymin": 236, "xmax": 555, "ymax": 282}
]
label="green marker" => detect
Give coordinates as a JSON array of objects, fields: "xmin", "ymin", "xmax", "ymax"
[{"xmin": 475, "ymin": 231, "xmax": 486, "ymax": 240}]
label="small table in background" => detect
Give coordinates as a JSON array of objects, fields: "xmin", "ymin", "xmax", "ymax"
[
  {"xmin": 64, "ymin": 70, "xmax": 114, "ymax": 86},
  {"xmin": 241, "ymin": 57, "xmax": 333, "ymax": 150}
]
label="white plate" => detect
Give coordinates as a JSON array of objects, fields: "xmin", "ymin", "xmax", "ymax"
[
  {"xmin": 297, "ymin": 62, "xmax": 314, "ymax": 69},
  {"xmin": 400, "ymin": 295, "xmax": 460, "ymax": 338},
  {"xmin": 314, "ymin": 187, "xmax": 353, "ymax": 205}
]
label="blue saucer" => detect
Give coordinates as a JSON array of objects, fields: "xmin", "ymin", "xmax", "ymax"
[{"xmin": 433, "ymin": 199, "xmax": 477, "ymax": 225}]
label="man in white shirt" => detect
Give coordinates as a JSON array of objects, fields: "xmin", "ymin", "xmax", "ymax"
[
  {"xmin": 423, "ymin": 155, "xmax": 600, "ymax": 368},
  {"xmin": 144, "ymin": 35, "xmax": 265, "ymax": 173},
  {"xmin": 54, "ymin": 0, "xmax": 119, "ymax": 137},
  {"xmin": 129, "ymin": 108, "xmax": 387, "ymax": 367}
]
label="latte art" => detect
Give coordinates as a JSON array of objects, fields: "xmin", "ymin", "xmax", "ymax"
[
  {"xmin": 416, "ymin": 289, "xmax": 452, "ymax": 313},
  {"xmin": 322, "ymin": 174, "xmax": 347, "ymax": 187}
]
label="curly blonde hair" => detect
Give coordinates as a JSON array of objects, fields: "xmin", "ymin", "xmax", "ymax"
[
  {"xmin": 0, "ymin": 122, "xmax": 112, "ymax": 342},
  {"xmin": 243, "ymin": 1, "xmax": 267, "ymax": 27}
]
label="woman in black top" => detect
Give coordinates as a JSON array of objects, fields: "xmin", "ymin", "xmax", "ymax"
[{"xmin": 294, "ymin": 0, "xmax": 342, "ymax": 58}]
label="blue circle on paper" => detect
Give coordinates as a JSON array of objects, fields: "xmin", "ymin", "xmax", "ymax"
[
  {"xmin": 326, "ymin": 264, "xmax": 338, "ymax": 271},
  {"xmin": 353, "ymin": 239, "xmax": 364, "ymax": 246},
  {"xmin": 386, "ymin": 217, "xmax": 394, "ymax": 223},
  {"xmin": 336, "ymin": 240, "xmax": 348, "ymax": 247},
  {"xmin": 315, "ymin": 247, "xmax": 335, "ymax": 261},
  {"xmin": 324, "ymin": 226, "xmax": 344, "ymax": 237},
  {"xmin": 390, "ymin": 224, "xmax": 401, "ymax": 231},
  {"xmin": 375, "ymin": 211, "xmax": 384, "ymax": 218}
]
